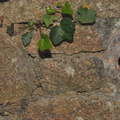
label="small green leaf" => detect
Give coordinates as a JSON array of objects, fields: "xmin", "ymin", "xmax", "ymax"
[
  {"xmin": 46, "ymin": 6, "xmax": 55, "ymax": 15},
  {"xmin": 29, "ymin": 20, "xmax": 34, "ymax": 27},
  {"xmin": 7, "ymin": 23, "xmax": 14, "ymax": 36},
  {"xmin": 62, "ymin": 2, "xmax": 73, "ymax": 15},
  {"xmin": 50, "ymin": 18, "xmax": 75, "ymax": 45},
  {"xmin": 38, "ymin": 34, "xmax": 52, "ymax": 51},
  {"xmin": 43, "ymin": 14, "xmax": 53, "ymax": 27},
  {"xmin": 78, "ymin": 8, "xmax": 96, "ymax": 23},
  {"xmin": 57, "ymin": 2, "xmax": 62, "ymax": 7},
  {"xmin": 22, "ymin": 32, "xmax": 32, "ymax": 47},
  {"xmin": 53, "ymin": 16, "xmax": 58, "ymax": 21}
]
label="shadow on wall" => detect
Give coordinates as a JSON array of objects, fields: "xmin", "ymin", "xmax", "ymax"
[
  {"xmin": 38, "ymin": 49, "xmax": 52, "ymax": 59},
  {"xmin": 0, "ymin": 0, "xmax": 9, "ymax": 3}
]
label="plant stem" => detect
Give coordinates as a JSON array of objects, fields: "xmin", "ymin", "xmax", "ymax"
[
  {"xmin": 17, "ymin": 25, "xmax": 30, "ymax": 33},
  {"xmin": 38, "ymin": 22, "xmax": 42, "ymax": 38}
]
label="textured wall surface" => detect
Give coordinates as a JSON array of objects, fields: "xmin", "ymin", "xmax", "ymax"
[{"xmin": 0, "ymin": 0, "xmax": 120, "ymax": 119}]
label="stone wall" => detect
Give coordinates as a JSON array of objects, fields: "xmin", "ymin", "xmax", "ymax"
[{"xmin": 0, "ymin": 0, "xmax": 120, "ymax": 119}]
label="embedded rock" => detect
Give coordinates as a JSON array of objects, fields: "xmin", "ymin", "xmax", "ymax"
[
  {"xmin": 35, "ymin": 56, "xmax": 105, "ymax": 95},
  {"xmin": 1, "ymin": 0, "xmax": 120, "ymax": 23},
  {"xmin": 4, "ymin": 94, "xmax": 120, "ymax": 120},
  {"xmin": 0, "ymin": 0, "xmax": 120, "ymax": 119},
  {"xmin": 0, "ymin": 25, "xmax": 36, "ymax": 104}
]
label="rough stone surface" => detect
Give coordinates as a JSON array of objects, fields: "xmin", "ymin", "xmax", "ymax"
[
  {"xmin": 94, "ymin": 18, "xmax": 116, "ymax": 49},
  {"xmin": 0, "ymin": 24, "xmax": 36, "ymax": 104},
  {"xmin": 1, "ymin": 0, "xmax": 120, "ymax": 119},
  {"xmin": 25, "ymin": 24, "xmax": 103, "ymax": 56},
  {"xmin": 1, "ymin": 0, "xmax": 120, "ymax": 23},
  {"xmin": 50, "ymin": 25, "xmax": 103, "ymax": 55},
  {"xmin": 22, "ymin": 94, "xmax": 120, "ymax": 120},
  {"xmin": 35, "ymin": 56, "xmax": 105, "ymax": 95},
  {"xmin": 0, "ymin": 93, "xmax": 120, "ymax": 120}
]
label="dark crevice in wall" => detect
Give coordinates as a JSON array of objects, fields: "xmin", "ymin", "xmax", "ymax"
[
  {"xmin": 0, "ymin": 0, "xmax": 9, "ymax": 3},
  {"xmin": 27, "ymin": 48, "xmax": 106, "ymax": 59}
]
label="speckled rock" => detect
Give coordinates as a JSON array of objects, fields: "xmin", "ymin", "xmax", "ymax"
[
  {"xmin": 15, "ymin": 94, "xmax": 120, "ymax": 120},
  {"xmin": 34, "ymin": 56, "xmax": 105, "ymax": 95},
  {"xmin": 0, "ymin": 25, "xmax": 36, "ymax": 104},
  {"xmin": 12, "ymin": 17, "xmax": 119, "ymax": 56},
  {"xmin": 1, "ymin": 0, "xmax": 120, "ymax": 56},
  {"xmin": 25, "ymin": 24, "xmax": 103, "ymax": 56},
  {"xmin": 11, "ymin": 5, "xmax": 120, "ymax": 57},
  {"xmin": 1, "ymin": 0, "xmax": 120, "ymax": 23},
  {"xmin": 1, "ymin": 0, "xmax": 120, "ymax": 119},
  {"xmin": 51, "ymin": 25, "xmax": 103, "ymax": 55},
  {"xmin": 94, "ymin": 18, "xmax": 116, "ymax": 49},
  {"xmin": 102, "ymin": 29, "xmax": 120, "ymax": 83}
]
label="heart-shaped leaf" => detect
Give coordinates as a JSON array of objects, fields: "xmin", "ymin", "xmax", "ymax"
[
  {"xmin": 57, "ymin": 2, "xmax": 62, "ymax": 7},
  {"xmin": 78, "ymin": 8, "xmax": 96, "ymax": 23},
  {"xmin": 29, "ymin": 20, "xmax": 34, "ymax": 27},
  {"xmin": 43, "ymin": 14, "xmax": 53, "ymax": 27},
  {"xmin": 7, "ymin": 23, "xmax": 14, "ymax": 36},
  {"xmin": 50, "ymin": 18, "xmax": 75, "ymax": 45},
  {"xmin": 46, "ymin": 6, "xmax": 55, "ymax": 15},
  {"xmin": 38, "ymin": 34, "xmax": 52, "ymax": 51},
  {"xmin": 62, "ymin": 2, "xmax": 73, "ymax": 15},
  {"xmin": 22, "ymin": 32, "xmax": 32, "ymax": 47}
]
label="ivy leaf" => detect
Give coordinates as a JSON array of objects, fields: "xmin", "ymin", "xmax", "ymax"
[
  {"xmin": 38, "ymin": 34, "xmax": 52, "ymax": 51},
  {"xmin": 62, "ymin": 2, "xmax": 73, "ymax": 15},
  {"xmin": 29, "ymin": 20, "xmax": 34, "ymax": 27},
  {"xmin": 43, "ymin": 14, "xmax": 53, "ymax": 27},
  {"xmin": 57, "ymin": 2, "xmax": 62, "ymax": 7},
  {"xmin": 78, "ymin": 8, "xmax": 96, "ymax": 23},
  {"xmin": 7, "ymin": 23, "xmax": 14, "ymax": 36},
  {"xmin": 22, "ymin": 32, "xmax": 32, "ymax": 47},
  {"xmin": 50, "ymin": 18, "xmax": 75, "ymax": 45},
  {"xmin": 46, "ymin": 6, "xmax": 55, "ymax": 15}
]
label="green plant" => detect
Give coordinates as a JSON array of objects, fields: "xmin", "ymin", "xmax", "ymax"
[
  {"xmin": 78, "ymin": 7, "xmax": 96, "ymax": 23},
  {"xmin": 1, "ymin": 2, "xmax": 96, "ymax": 52}
]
